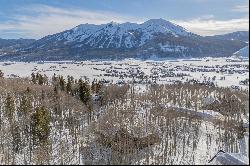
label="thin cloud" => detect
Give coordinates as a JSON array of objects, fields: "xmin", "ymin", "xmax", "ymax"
[
  {"xmin": 0, "ymin": 4, "xmax": 249, "ymax": 38},
  {"xmin": 172, "ymin": 16, "xmax": 249, "ymax": 36},
  {"xmin": 232, "ymin": 5, "xmax": 249, "ymax": 13},
  {"xmin": 0, "ymin": 23, "xmax": 18, "ymax": 30},
  {"xmin": 0, "ymin": 4, "xmax": 141, "ymax": 39}
]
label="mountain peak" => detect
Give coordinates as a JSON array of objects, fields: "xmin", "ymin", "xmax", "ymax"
[
  {"xmin": 141, "ymin": 18, "xmax": 191, "ymax": 36},
  {"xmin": 33, "ymin": 18, "xmax": 196, "ymax": 49},
  {"xmin": 143, "ymin": 18, "xmax": 170, "ymax": 25},
  {"xmin": 1, "ymin": 21, "xmax": 248, "ymax": 61},
  {"xmin": 108, "ymin": 21, "xmax": 119, "ymax": 25}
]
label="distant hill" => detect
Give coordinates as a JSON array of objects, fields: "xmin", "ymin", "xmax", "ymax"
[
  {"xmin": 0, "ymin": 38, "xmax": 35, "ymax": 49},
  {"xmin": 0, "ymin": 38, "xmax": 36, "ymax": 57},
  {"xmin": 209, "ymin": 31, "xmax": 249, "ymax": 43},
  {"xmin": 0, "ymin": 19, "xmax": 248, "ymax": 61}
]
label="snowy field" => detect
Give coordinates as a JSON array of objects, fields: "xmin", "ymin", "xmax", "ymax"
[{"xmin": 0, "ymin": 57, "xmax": 248, "ymax": 90}]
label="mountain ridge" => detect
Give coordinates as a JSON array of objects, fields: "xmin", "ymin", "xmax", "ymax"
[
  {"xmin": 209, "ymin": 31, "xmax": 249, "ymax": 42},
  {"xmin": 0, "ymin": 19, "xmax": 248, "ymax": 61}
]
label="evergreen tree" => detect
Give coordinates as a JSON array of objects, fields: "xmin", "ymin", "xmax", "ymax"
[
  {"xmin": 36, "ymin": 73, "xmax": 40, "ymax": 82},
  {"xmin": 43, "ymin": 74, "xmax": 48, "ymax": 85},
  {"xmin": 91, "ymin": 80, "xmax": 96, "ymax": 93},
  {"xmin": 31, "ymin": 106, "xmax": 50, "ymax": 144},
  {"xmin": 79, "ymin": 79, "xmax": 84, "ymax": 101},
  {"xmin": 31, "ymin": 73, "xmax": 36, "ymax": 84},
  {"xmin": 54, "ymin": 85, "xmax": 59, "ymax": 95},
  {"xmin": 59, "ymin": 76, "xmax": 65, "ymax": 91},
  {"xmin": 38, "ymin": 74, "xmax": 44, "ymax": 85},
  {"xmin": 70, "ymin": 76, "xmax": 74, "ymax": 82},
  {"xmin": 78, "ymin": 79, "xmax": 91, "ymax": 104},
  {"xmin": 66, "ymin": 76, "xmax": 72, "ymax": 94},
  {"xmin": 0, "ymin": 70, "xmax": 4, "ymax": 78},
  {"xmin": 19, "ymin": 93, "xmax": 32, "ymax": 115}
]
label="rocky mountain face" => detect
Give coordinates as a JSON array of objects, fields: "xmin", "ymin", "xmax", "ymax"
[{"xmin": 0, "ymin": 19, "xmax": 248, "ymax": 61}]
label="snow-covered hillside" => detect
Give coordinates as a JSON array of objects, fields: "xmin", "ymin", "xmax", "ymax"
[
  {"xmin": 0, "ymin": 75, "xmax": 248, "ymax": 165},
  {"xmin": 233, "ymin": 45, "xmax": 249, "ymax": 58}
]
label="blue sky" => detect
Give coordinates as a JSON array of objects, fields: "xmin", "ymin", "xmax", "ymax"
[{"xmin": 0, "ymin": 0, "xmax": 248, "ymax": 39}]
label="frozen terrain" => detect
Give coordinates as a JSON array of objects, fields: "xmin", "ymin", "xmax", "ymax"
[
  {"xmin": 0, "ymin": 56, "xmax": 249, "ymax": 165},
  {"xmin": 0, "ymin": 57, "xmax": 248, "ymax": 91},
  {"xmin": 233, "ymin": 45, "xmax": 249, "ymax": 58}
]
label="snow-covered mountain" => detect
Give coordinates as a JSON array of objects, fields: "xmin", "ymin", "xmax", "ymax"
[
  {"xmin": 233, "ymin": 45, "xmax": 249, "ymax": 58},
  {"xmin": 0, "ymin": 19, "xmax": 248, "ymax": 61},
  {"xmin": 29, "ymin": 19, "xmax": 194, "ymax": 49}
]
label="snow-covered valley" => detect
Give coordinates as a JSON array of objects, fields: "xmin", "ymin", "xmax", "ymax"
[
  {"xmin": 0, "ymin": 57, "xmax": 249, "ymax": 165},
  {"xmin": 0, "ymin": 57, "xmax": 249, "ymax": 90}
]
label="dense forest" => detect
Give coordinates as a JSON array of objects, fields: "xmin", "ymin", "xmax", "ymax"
[{"xmin": 0, "ymin": 69, "xmax": 248, "ymax": 164}]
